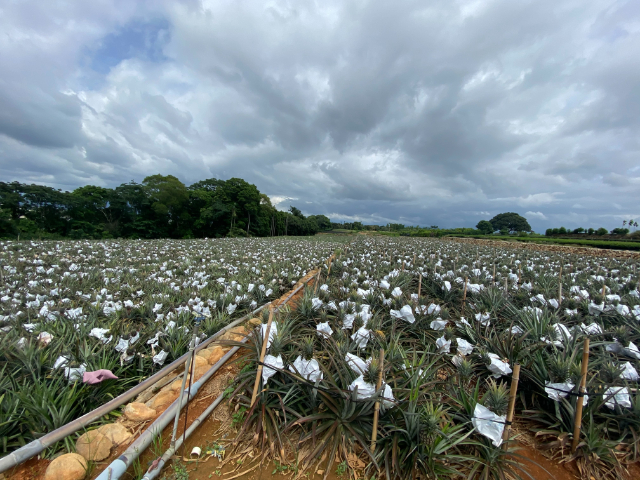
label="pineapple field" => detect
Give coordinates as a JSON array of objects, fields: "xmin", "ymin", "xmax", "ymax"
[{"xmin": 2, "ymin": 236, "xmax": 640, "ymax": 480}]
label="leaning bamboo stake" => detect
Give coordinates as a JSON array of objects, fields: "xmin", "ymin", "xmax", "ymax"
[
  {"xmin": 502, "ymin": 364, "xmax": 521, "ymax": 449},
  {"xmin": 571, "ymin": 338, "xmax": 590, "ymax": 453},
  {"xmin": 371, "ymin": 349, "xmax": 385, "ymax": 452},
  {"xmin": 558, "ymin": 265, "xmax": 563, "ymax": 304},
  {"xmin": 251, "ymin": 306, "xmax": 275, "ymax": 407},
  {"xmin": 461, "ymin": 276, "xmax": 468, "ymax": 312}
]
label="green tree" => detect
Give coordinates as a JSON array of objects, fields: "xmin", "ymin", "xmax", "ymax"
[
  {"xmin": 596, "ymin": 227, "xmax": 608, "ymax": 235},
  {"xmin": 142, "ymin": 175, "xmax": 190, "ymax": 237},
  {"xmin": 476, "ymin": 220, "xmax": 494, "ymax": 234},
  {"xmin": 308, "ymin": 214, "xmax": 331, "ymax": 231},
  {"xmin": 489, "ymin": 213, "xmax": 531, "ymax": 233}
]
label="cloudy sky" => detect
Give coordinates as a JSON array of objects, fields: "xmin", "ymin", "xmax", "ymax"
[{"xmin": 1, "ymin": 0, "xmax": 639, "ymax": 232}]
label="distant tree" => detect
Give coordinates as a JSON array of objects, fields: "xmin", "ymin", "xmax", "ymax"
[
  {"xmin": 587, "ymin": 228, "xmax": 595, "ymax": 235},
  {"xmin": 489, "ymin": 212, "xmax": 531, "ymax": 233},
  {"xmin": 545, "ymin": 228, "xmax": 553, "ymax": 236},
  {"xmin": 596, "ymin": 227, "xmax": 608, "ymax": 235},
  {"xmin": 499, "ymin": 228, "xmax": 509, "ymax": 235},
  {"xmin": 308, "ymin": 214, "xmax": 331, "ymax": 231},
  {"xmin": 558, "ymin": 227, "xmax": 567, "ymax": 234},
  {"xmin": 476, "ymin": 220, "xmax": 494, "ymax": 234},
  {"xmin": 572, "ymin": 227, "xmax": 585, "ymax": 234},
  {"xmin": 289, "ymin": 206, "xmax": 304, "ymax": 218},
  {"xmin": 353, "ymin": 221, "xmax": 364, "ymax": 231},
  {"xmin": 610, "ymin": 228, "xmax": 629, "ymax": 235}
]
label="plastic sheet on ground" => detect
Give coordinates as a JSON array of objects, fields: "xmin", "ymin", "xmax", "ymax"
[
  {"xmin": 472, "ymin": 403, "xmax": 505, "ymax": 447},
  {"xmin": 262, "ymin": 354, "xmax": 284, "ymax": 384},
  {"xmin": 83, "ymin": 369, "xmax": 118, "ymax": 384}
]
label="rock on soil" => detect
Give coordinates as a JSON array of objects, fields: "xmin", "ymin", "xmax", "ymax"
[
  {"xmin": 44, "ymin": 453, "xmax": 88, "ymax": 480},
  {"xmin": 97, "ymin": 423, "xmax": 132, "ymax": 446},
  {"xmin": 151, "ymin": 390, "xmax": 179, "ymax": 409},
  {"xmin": 75, "ymin": 430, "xmax": 112, "ymax": 461},
  {"xmin": 207, "ymin": 346, "xmax": 227, "ymax": 365},
  {"xmin": 124, "ymin": 402, "xmax": 156, "ymax": 422}
]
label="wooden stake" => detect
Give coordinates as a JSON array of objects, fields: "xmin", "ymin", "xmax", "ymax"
[
  {"xmin": 461, "ymin": 276, "xmax": 468, "ymax": 312},
  {"xmin": 402, "ymin": 261, "xmax": 405, "ymax": 272},
  {"xmin": 504, "ymin": 277, "xmax": 508, "ymax": 294},
  {"xmin": 571, "ymin": 338, "xmax": 590, "ymax": 453},
  {"xmin": 492, "ymin": 263, "xmax": 496, "ymax": 286},
  {"xmin": 371, "ymin": 349, "xmax": 385, "ymax": 452},
  {"xmin": 251, "ymin": 306, "xmax": 275, "ymax": 407},
  {"xmin": 601, "ymin": 283, "xmax": 606, "ymax": 299},
  {"xmin": 417, "ymin": 273, "xmax": 422, "ymax": 300},
  {"xmin": 502, "ymin": 363, "xmax": 521, "ymax": 449},
  {"xmin": 558, "ymin": 265, "xmax": 563, "ymax": 304}
]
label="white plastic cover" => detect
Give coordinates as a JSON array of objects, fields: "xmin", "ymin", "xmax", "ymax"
[
  {"xmin": 351, "ymin": 326, "xmax": 371, "ymax": 348},
  {"xmin": 345, "ymin": 353, "xmax": 369, "ymax": 375},
  {"xmin": 290, "ymin": 356, "xmax": 323, "ymax": 383},
  {"xmin": 390, "ymin": 305, "xmax": 415, "ymax": 324},
  {"xmin": 316, "ymin": 322, "xmax": 333, "ymax": 337},
  {"xmin": 262, "ymin": 354, "xmax": 284, "ymax": 384},
  {"xmin": 620, "ymin": 362, "xmax": 640, "ymax": 381},
  {"xmin": 65, "ymin": 364, "xmax": 87, "ymax": 383},
  {"xmin": 262, "ymin": 322, "xmax": 278, "ymax": 350},
  {"xmin": 430, "ymin": 319, "xmax": 448, "ymax": 330},
  {"xmin": 391, "ymin": 287, "xmax": 403, "ymax": 298},
  {"xmin": 604, "ymin": 387, "xmax": 632, "ymax": 409},
  {"xmin": 456, "ymin": 338, "xmax": 474, "ymax": 355},
  {"xmin": 487, "ymin": 353, "xmax": 512, "ymax": 378},
  {"xmin": 472, "ymin": 403, "xmax": 505, "ymax": 447},
  {"xmin": 153, "ymin": 350, "xmax": 169, "ymax": 365},
  {"xmin": 544, "ymin": 381, "xmax": 589, "ymax": 406},
  {"xmin": 311, "ymin": 298, "xmax": 323, "ymax": 310},
  {"xmin": 436, "ymin": 335, "xmax": 451, "ymax": 353}
]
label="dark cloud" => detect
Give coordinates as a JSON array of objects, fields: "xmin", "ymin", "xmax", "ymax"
[{"xmin": 1, "ymin": 0, "xmax": 639, "ymax": 232}]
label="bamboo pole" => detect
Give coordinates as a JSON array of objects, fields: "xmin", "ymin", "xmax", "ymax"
[
  {"xmin": 492, "ymin": 263, "xmax": 496, "ymax": 286},
  {"xmin": 504, "ymin": 277, "xmax": 508, "ymax": 294},
  {"xmin": 402, "ymin": 261, "xmax": 405, "ymax": 272},
  {"xmin": 571, "ymin": 338, "xmax": 590, "ymax": 453},
  {"xmin": 251, "ymin": 306, "xmax": 274, "ymax": 407},
  {"xmin": 558, "ymin": 265, "xmax": 563, "ymax": 304},
  {"xmin": 502, "ymin": 364, "xmax": 520, "ymax": 449},
  {"xmin": 371, "ymin": 349, "xmax": 385, "ymax": 452},
  {"xmin": 461, "ymin": 276, "xmax": 468, "ymax": 312},
  {"xmin": 417, "ymin": 273, "xmax": 422, "ymax": 300}
]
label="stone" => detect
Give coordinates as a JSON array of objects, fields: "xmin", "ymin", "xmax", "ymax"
[
  {"xmin": 196, "ymin": 348, "xmax": 212, "ymax": 359},
  {"xmin": 220, "ymin": 326, "xmax": 247, "ymax": 342},
  {"xmin": 170, "ymin": 376, "xmax": 189, "ymax": 391},
  {"xmin": 207, "ymin": 346, "xmax": 227, "ymax": 365},
  {"xmin": 192, "ymin": 364, "xmax": 210, "ymax": 382},
  {"xmin": 123, "ymin": 402, "xmax": 156, "ymax": 422},
  {"xmin": 193, "ymin": 355, "xmax": 208, "ymax": 368},
  {"xmin": 75, "ymin": 430, "xmax": 112, "ymax": 462},
  {"xmin": 44, "ymin": 453, "xmax": 88, "ymax": 480},
  {"xmin": 151, "ymin": 390, "xmax": 178, "ymax": 409},
  {"xmin": 97, "ymin": 423, "xmax": 132, "ymax": 446}
]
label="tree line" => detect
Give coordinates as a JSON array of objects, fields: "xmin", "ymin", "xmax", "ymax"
[{"xmin": 0, "ymin": 176, "xmax": 331, "ymax": 240}]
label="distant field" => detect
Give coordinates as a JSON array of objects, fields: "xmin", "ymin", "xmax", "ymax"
[{"xmin": 446, "ymin": 234, "xmax": 640, "ymax": 251}]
